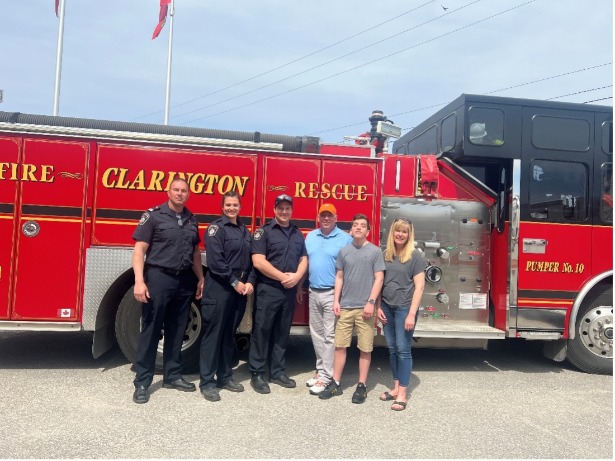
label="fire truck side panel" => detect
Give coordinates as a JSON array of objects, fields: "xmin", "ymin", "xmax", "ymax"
[
  {"xmin": 490, "ymin": 223, "xmax": 510, "ymax": 332},
  {"xmin": 92, "ymin": 144, "xmax": 259, "ymax": 246},
  {"xmin": 0, "ymin": 136, "xmax": 20, "ymax": 320},
  {"xmin": 321, "ymin": 159, "xmax": 380, "ymax": 236},
  {"xmin": 258, "ymin": 156, "xmax": 380, "ymax": 325},
  {"xmin": 380, "ymin": 154, "xmax": 503, "ymax": 341},
  {"xmin": 10, "ymin": 139, "xmax": 89, "ymax": 321}
]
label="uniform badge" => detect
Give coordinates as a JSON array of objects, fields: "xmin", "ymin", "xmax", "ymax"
[
  {"xmin": 138, "ymin": 212, "xmax": 150, "ymax": 226},
  {"xmin": 208, "ymin": 224, "xmax": 219, "ymax": 236},
  {"xmin": 253, "ymin": 229, "xmax": 264, "ymax": 241}
]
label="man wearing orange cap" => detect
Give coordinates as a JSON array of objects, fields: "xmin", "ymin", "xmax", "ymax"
[{"xmin": 302, "ymin": 203, "xmax": 352, "ymax": 395}]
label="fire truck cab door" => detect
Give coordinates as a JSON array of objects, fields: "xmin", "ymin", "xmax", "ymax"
[
  {"xmin": 9, "ymin": 139, "xmax": 89, "ymax": 322},
  {"xmin": 513, "ymin": 108, "xmax": 594, "ymax": 328}
]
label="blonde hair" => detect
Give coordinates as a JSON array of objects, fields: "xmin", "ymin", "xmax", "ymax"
[{"xmin": 384, "ymin": 219, "xmax": 414, "ymax": 264}]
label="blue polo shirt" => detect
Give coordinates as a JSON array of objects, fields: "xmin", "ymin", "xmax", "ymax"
[{"xmin": 305, "ymin": 226, "xmax": 352, "ymax": 289}]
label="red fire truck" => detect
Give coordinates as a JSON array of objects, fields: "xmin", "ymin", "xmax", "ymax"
[{"xmin": 0, "ymin": 93, "xmax": 612, "ymax": 375}]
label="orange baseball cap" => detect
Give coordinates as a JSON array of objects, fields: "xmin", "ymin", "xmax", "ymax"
[{"xmin": 318, "ymin": 203, "xmax": 337, "ymax": 215}]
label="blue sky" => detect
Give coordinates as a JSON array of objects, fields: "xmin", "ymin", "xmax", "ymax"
[{"xmin": 1, "ymin": 0, "xmax": 612, "ymax": 142}]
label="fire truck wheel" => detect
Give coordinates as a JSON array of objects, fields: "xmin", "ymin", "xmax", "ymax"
[
  {"xmin": 566, "ymin": 285, "xmax": 613, "ymax": 375},
  {"xmin": 115, "ymin": 289, "xmax": 203, "ymax": 374}
]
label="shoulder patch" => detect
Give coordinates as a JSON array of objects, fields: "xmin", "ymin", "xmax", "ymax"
[
  {"xmin": 207, "ymin": 224, "xmax": 219, "ymax": 236},
  {"xmin": 138, "ymin": 212, "xmax": 150, "ymax": 226},
  {"xmin": 253, "ymin": 229, "xmax": 264, "ymax": 241}
]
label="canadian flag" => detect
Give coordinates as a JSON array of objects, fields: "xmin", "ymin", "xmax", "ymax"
[
  {"xmin": 58, "ymin": 308, "xmax": 73, "ymax": 318},
  {"xmin": 152, "ymin": 0, "xmax": 172, "ymax": 40}
]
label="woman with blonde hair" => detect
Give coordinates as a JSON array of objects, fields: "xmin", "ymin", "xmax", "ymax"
[{"xmin": 376, "ymin": 218, "xmax": 425, "ymax": 411}]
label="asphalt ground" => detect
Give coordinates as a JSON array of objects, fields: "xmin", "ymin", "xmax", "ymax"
[{"xmin": 0, "ymin": 330, "xmax": 612, "ymax": 459}]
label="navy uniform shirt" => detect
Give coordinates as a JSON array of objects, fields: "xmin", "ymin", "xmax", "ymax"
[
  {"xmin": 132, "ymin": 202, "xmax": 201, "ymax": 272},
  {"xmin": 204, "ymin": 215, "xmax": 256, "ymax": 286},
  {"xmin": 251, "ymin": 219, "xmax": 307, "ymax": 286}
]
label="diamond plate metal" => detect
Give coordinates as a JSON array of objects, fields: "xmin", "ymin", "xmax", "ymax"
[{"xmin": 82, "ymin": 247, "xmax": 134, "ymax": 331}]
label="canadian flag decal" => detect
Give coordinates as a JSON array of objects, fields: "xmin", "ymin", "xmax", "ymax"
[{"xmin": 58, "ymin": 308, "xmax": 73, "ymax": 318}]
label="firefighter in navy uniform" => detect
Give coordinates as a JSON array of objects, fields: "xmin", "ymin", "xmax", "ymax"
[
  {"xmin": 249, "ymin": 194, "xmax": 308, "ymax": 394},
  {"xmin": 131, "ymin": 177, "xmax": 205, "ymax": 404},
  {"xmin": 199, "ymin": 191, "xmax": 256, "ymax": 402}
]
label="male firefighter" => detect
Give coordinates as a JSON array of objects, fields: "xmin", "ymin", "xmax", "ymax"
[
  {"xmin": 131, "ymin": 177, "xmax": 205, "ymax": 404},
  {"xmin": 248, "ymin": 194, "xmax": 308, "ymax": 393},
  {"xmin": 301, "ymin": 203, "xmax": 352, "ymax": 395}
]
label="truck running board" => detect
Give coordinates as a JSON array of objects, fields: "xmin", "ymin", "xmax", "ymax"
[{"xmin": 414, "ymin": 319, "xmax": 505, "ymax": 339}]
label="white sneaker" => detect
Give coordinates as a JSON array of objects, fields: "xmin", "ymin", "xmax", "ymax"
[
  {"xmin": 306, "ymin": 373, "xmax": 319, "ymax": 387},
  {"xmin": 309, "ymin": 381, "xmax": 328, "ymax": 395}
]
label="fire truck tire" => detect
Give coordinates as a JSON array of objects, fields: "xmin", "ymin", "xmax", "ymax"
[
  {"xmin": 566, "ymin": 285, "xmax": 613, "ymax": 375},
  {"xmin": 114, "ymin": 289, "xmax": 203, "ymax": 374}
]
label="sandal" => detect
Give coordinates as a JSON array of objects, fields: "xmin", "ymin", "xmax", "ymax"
[
  {"xmin": 379, "ymin": 391, "xmax": 396, "ymax": 401},
  {"xmin": 391, "ymin": 401, "xmax": 407, "ymax": 411}
]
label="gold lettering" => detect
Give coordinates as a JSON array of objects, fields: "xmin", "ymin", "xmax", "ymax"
[
  {"xmin": 234, "ymin": 176, "xmax": 249, "ymax": 196},
  {"xmin": 165, "ymin": 173, "xmax": 177, "ymax": 191},
  {"xmin": 115, "ymin": 168, "xmax": 130, "ymax": 189},
  {"xmin": 526, "ymin": 261, "xmax": 533, "ymax": 271},
  {"xmin": 148, "ymin": 171, "xmax": 165, "ymax": 191},
  {"xmin": 218, "ymin": 175, "xmax": 235, "ymax": 195},
  {"xmin": 356, "ymin": 185, "xmax": 367, "ymax": 201},
  {"xmin": 331, "ymin": 184, "xmax": 343, "ymax": 200},
  {"xmin": 0, "ymin": 162, "xmax": 9, "ymax": 180},
  {"xmin": 129, "ymin": 170, "xmax": 146, "ymax": 190},
  {"xmin": 102, "ymin": 168, "xmax": 118, "ymax": 188},
  {"xmin": 320, "ymin": 182, "xmax": 331, "ymax": 199},
  {"xmin": 342, "ymin": 184, "xmax": 353, "ymax": 200},
  {"xmin": 295, "ymin": 182, "xmax": 306, "ymax": 198},
  {"xmin": 202, "ymin": 175, "xmax": 218, "ymax": 194},
  {"xmin": 190, "ymin": 173, "xmax": 206, "ymax": 194},
  {"xmin": 10, "ymin": 163, "xmax": 18, "ymax": 180},
  {"xmin": 22, "ymin": 164, "xmax": 37, "ymax": 182},
  {"xmin": 40, "ymin": 165, "xmax": 55, "ymax": 183},
  {"xmin": 308, "ymin": 182, "xmax": 318, "ymax": 199}
]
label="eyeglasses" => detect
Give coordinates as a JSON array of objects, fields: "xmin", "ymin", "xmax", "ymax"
[
  {"xmin": 394, "ymin": 217, "xmax": 412, "ymax": 225},
  {"xmin": 176, "ymin": 214, "xmax": 183, "ymax": 226}
]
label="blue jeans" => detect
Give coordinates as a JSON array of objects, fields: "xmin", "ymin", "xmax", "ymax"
[{"xmin": 381, "ymin": 301, "xmax": 417, "ymax": 387}]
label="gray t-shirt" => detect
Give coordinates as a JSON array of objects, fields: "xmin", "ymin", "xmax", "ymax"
[
  {"xmin": 381, "ymin": 249, "xmax": 426, "ymax": 306},
  {"xmin": 336, "ymin": 242, "xmax": 386, "ymax": 309}
]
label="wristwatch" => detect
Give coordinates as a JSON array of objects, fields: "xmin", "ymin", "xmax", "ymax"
[
  {"xmin": 231, "ymin": 280, "xmax": 239, "ymax": 288},
  {"xmin": 367, "ymin": 298, "xmax": 375, "ymax": 305}
]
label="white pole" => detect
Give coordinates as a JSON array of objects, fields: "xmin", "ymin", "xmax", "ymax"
[
  {"xmin": 53, "ymin": 0, "xmax": 66, "ymax": 116},
  {"xmin": 163, "ymin": 0, "xmax": 175, "ymax": 125}
]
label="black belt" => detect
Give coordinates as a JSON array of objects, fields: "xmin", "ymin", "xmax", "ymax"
[
  {"xmin": 310, "ymin": 286, "xmax": 334, "ymax": 292},
  {"xmin": 147, "ymin": 265, "xmax": 192, "ymax": 276},
  {"xmin": 232, "ymin": 271, "xmax": 246, "ymax": 279}
]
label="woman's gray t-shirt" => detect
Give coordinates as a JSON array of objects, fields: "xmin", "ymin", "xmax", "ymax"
[
  {"xmin": 336, "ymin": 242, "xmax": 386, "ymax": 309},
  {"xmin": 382, "ymin": 249, "xmax": 426, "ymax": 306}
]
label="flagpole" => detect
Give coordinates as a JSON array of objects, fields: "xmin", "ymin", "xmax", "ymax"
[
  {"xmin": 163, "ymin": 0, "xmax": 175, "ymax": 125},
  {"xmin": 53, "ymin": 0, "xmax": 66, "ymax": 116}
]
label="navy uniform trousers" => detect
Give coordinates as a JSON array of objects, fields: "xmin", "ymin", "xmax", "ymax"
[
  {"xmin": 199, "ymin": 272, "xmax": 247, "ymax": 389},
  {"xmin": 133, "ymin": 267, "xmax": 195, "ymax": 388},
  {"xmin": 248, "ymin": 282, "xmax": 296, "ymax": 378}
]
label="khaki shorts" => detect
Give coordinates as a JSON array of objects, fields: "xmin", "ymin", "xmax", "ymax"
[{"xmin": 334, "ymin": 308, "xmax": 375, "ymax": 352}]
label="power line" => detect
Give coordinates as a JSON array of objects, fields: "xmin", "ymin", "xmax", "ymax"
[
  {"xmin": 181, "ymin": 0, "xmax": 535, "ymax": 126},
  {"xmin": 172, "ymin": 0, "xmax": 482, "ymax": 122},
  {"xmin": 545, "ymin": 85, "xmax": 613, "ymax": 101},
  {"xmin": 583, "ymin": 96, "xmax": 613, "ymax": 103},
  {"xmin": 308, "ymin": 63, "xmax": 613, "ymax": 135},
  {"xmin": 130, "ymin": 0, "xmax": 436, "ymax": 122}
]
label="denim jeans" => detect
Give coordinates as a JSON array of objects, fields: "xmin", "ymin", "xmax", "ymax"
[{"xmin": 381, "ymin": 301, "xmax": 417, "ymax": 387}]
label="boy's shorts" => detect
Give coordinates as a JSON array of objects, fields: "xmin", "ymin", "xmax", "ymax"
[{"xmin": 334, "ymin": 308, "xmax": 375, "ymax": 352}]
